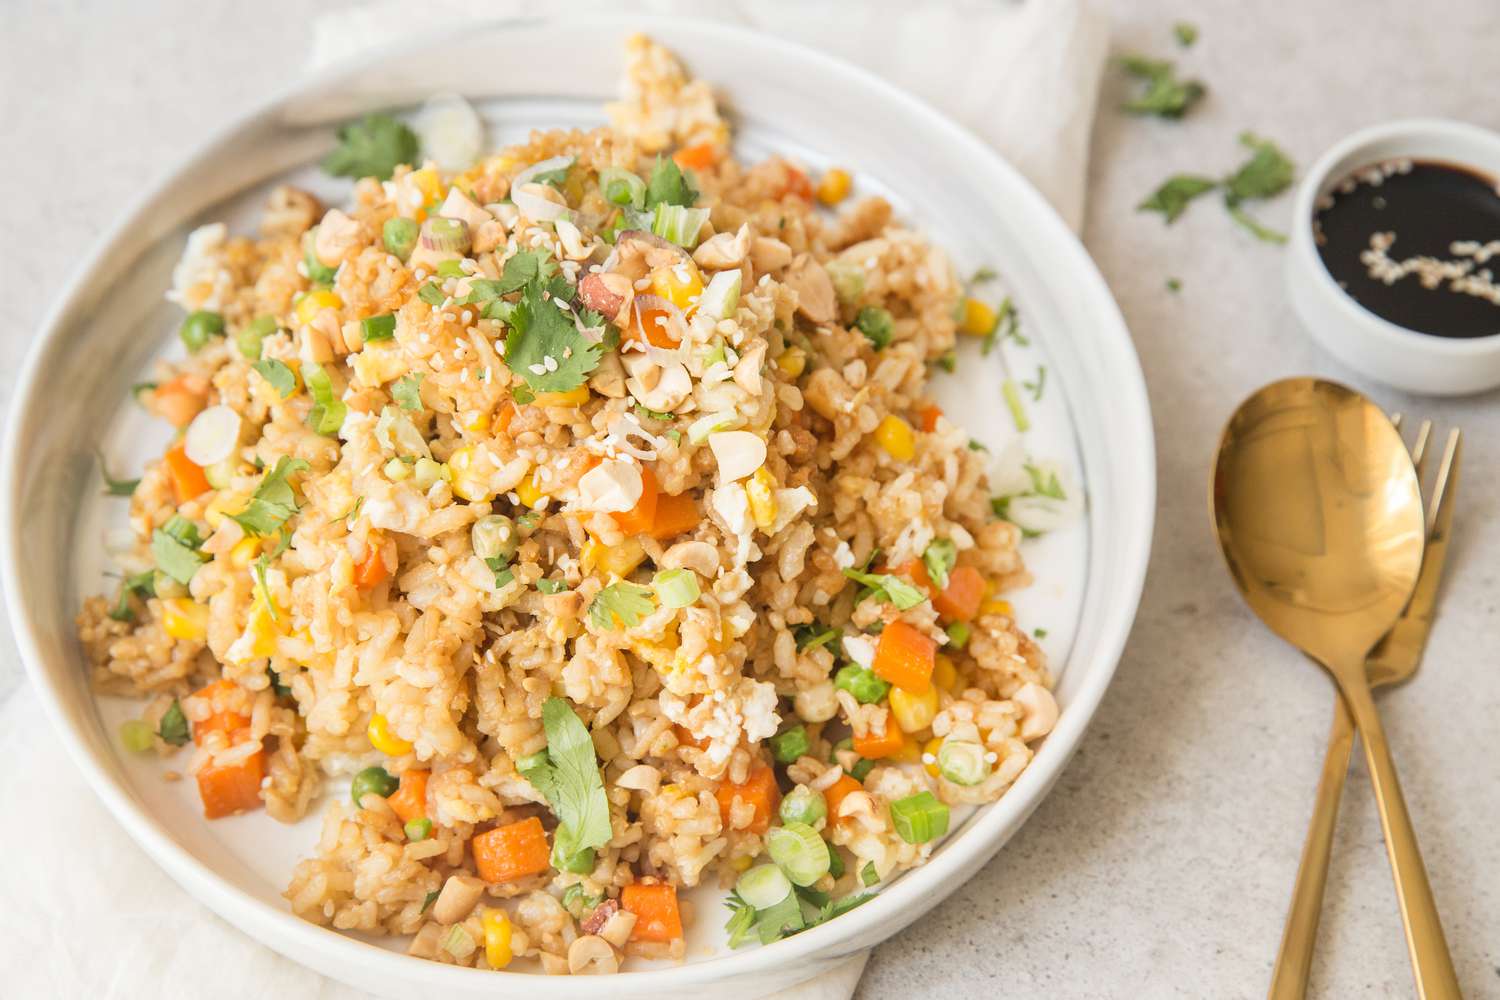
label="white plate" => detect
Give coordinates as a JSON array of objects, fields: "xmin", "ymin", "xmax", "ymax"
[{"xmin": 2, "ymin": 16, "xmax": 1154, "ymax": 1000}]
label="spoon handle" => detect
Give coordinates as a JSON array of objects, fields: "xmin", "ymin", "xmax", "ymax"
[
  {"xmin": 1267, "ymin": 693, "xmax": 1357, "ymax": 1000},
  {"xmin": 1339, "ymin": 677, "xmax": 1463, "ymax": 999}
]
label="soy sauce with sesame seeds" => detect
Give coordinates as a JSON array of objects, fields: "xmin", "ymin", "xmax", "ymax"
[{"xmin": 1313, "ymin": 159, "xmax": 1500, "ymax": 338}]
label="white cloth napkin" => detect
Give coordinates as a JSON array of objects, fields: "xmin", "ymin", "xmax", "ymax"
[{"xmin": 0, "ymin": 3, "xmax": 1106, "ymax": 997}]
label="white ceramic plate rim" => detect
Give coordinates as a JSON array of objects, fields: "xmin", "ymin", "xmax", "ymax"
[{"xmin": 1, "ymin": 14, "xmax": 1154, "ymax": 993}]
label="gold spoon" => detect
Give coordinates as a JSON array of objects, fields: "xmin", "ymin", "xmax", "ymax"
[{"xmin": 1210, "ymin": 378, "xmax": 1461, "ymax": 999}]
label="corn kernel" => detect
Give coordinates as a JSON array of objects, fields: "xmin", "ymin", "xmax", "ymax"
[
  {"xmin": 731, "ymin": 854, "xmax": 754, "ymax": 873},
  {"xmin": 746, "ymin": 467, "xmax": 778, "ymax": 530},
  {"xmin": 776, "ymin": 346, "xmax": 807, "ymax": 378},
  {"xmin": 404, "ymin": 167, "xmax": 445, "ymax": 220},
  {"xmin": 598, "ymin": 536, "xmax": 647, "ymax": 578},
  {"xmin": 295, "ymin": 289, "xmax": 343, "ymax": 327},
  {"xmin": 889, "ymin": 683, "xmax": 939, "ymax": 733},
  {"xmin": 933, "ymin": 654, "xmax": 959, "ymax": 693},
  {"xmin": 161, "ymin": 598, "xmax": 210, "ymax": 641},
  {"xmin": 815, "ymin": 167, "xmax": 852, "ymax": 205},
  {"xmin": 481, "ymin": 908, "xmax": 513, "ymax": 970},
  {"xmin": 448, "ymin": 447, "xmax": 494, "ymax": 503},
  {"xmin": 979, "ymin": 598, "xmax": 1014, "ymax": 617},
  {"xmin": 533, "ymin": 386, "xmax": 591, "ymax": 408},
  {"xmin": 873, "ymin": 415, "xmax": 915, "ymax": 461},
  {"xmin": 245, "ymin": 600, "xmax": 278, "ymax": 658},
  {"xmin": 367, "ymin": 713, "xmax": 413, "ymax": 756},
  {"xmin": 922, "ymin": 736, "xmax": 944, "ymax": 777},
  {"xmin": 229, "ymin": 536, "xmax": 261, "ymax": 569},
  {"xmin": 650, "ymin": 261, "xmax": 705, "ymax": 314},
  {"xmin": 204, "ymin": 491, "xmax": 248, "ymax": 529},
  {"xmin": 959, "ymin": 297, "xmax": 997, "ymax": 337},
  {"xmin": 515, "ymin": 469, "xmax": 546, "ymax": 509},
  {"xmin": 462, "ymin": 409, "xmax": 491, "ymax": 432}
]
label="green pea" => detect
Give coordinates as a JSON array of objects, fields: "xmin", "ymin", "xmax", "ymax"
[
  {"xmin": 179, "ymin": 310, "xmax": 225, "ymax": 352},
  {"xmin": 237, "ymin": 314, "xmax": 277, "ymax": 361},
  {"xmin": 404, "ymin": 817, "xmax": 432, "ymax": 841},
  {"xmin": 471, "ymin": 514, "xmax": 519, "ymax": 563},
  {"xmin": 119, "ymin": 719, "xmax": 155, "ymax": 753},
  {"xmin": 382, "ymin": 217, "xmax": 419, "ymax": 262},
  {"xmin": 778, "ymin": 785, "xmax": 828, "ymax": 827},
  {"xmin": 770, "ymin": 724, "xmax": 810, "ymax": 764},
  {"xmin": 350, "ymin": 765, "xmax": 398, "ymax": 806},
  {"xmin": 833, "ymin": 664, "xmax": 889, "ymax": 705}
]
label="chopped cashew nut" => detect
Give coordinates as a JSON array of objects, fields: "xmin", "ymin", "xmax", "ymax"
[
  {"xmin": 431, "ymin": 874, "xmax": 485, "ymax": 925},
  {"xmin": 1014, "ymin": 682, "xmax": 1059, "ymax": 741},
  {"xmin": 708, "ymin": 431, "xmax": 767, "ymax": 483},
  {"xmin": 578, "ymin": 459, "xmax": 644, "ymax": 513},
  {"xmin": 567, "ymin": 935, "xmax": 619, "ymax": 975}
]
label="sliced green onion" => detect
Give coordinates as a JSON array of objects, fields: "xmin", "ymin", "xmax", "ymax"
[
  {"xmin": 598, "ymin": 167, "xmax": 646, "ymax": 208},
  {"xmin": 361, "ymin": 313, "xmax": 396, "ymax": 342},
  {"xmin": 303, "ymin": 362, "xmax": 347, "ymax": 436},
  {"xmin": 651, "ymin": 203, "xmax": 710, "ymax": 248},
  {"xmin": 736, "ymin": 863, "xmax": 793, "ymax": 910},
  {"xmin": 854, "ymin": 307, "xmax": 893, "ymax": 350},
  {"xmin": 826, "ymin": 841, "xmax": 845, "ymax": 879},
  {"xmin": 420, "ymin": 216, "xmax": 471, "ymax": 255},
  {"xmin": 889, "ymin": 790, "xmax": 950, "ymax": 844},
  {"xmin": 779, "ymin": 785, "xmax": 827, "ymax": 827},
  {"xmin": 435, "ymin": 259, "xmax": 466, "ymax": 279},
  {"xmin": 697, "ymin": 269, "xmax": 741, "ymax": 321},
  {"xmin": 179, "ymin": 310, "xmax": 225, "ymax": 352},
  {"xmin": 850, "ymin": 757, "xmax": 875, "ymax": 781},
  {"xmin": 769, "ymin": 725, "xmax": 810, "ymax": 765},
  {"xmin": 404, "ymin": 817, "xmax": 432, "ymax": 841},
  {"xmin": 237, "ymin": 314, "xmax": 278, "ymax": 360},
  {"xmin": 119, "ymin": 719, "xmax": 155, "ymax": 753},
  {"xmin": 1002, "ymin": 378, "xmax": 1030, "ymax": 432},
  {"xmin": 756, "ymin": 891, "xmax": 804, "ymax": 943},
  {"xmin": 382, "ymin": 217, "xmax": 419, "ymax": 261},
  {"xmin": 653, "ymin": 568, "xmax": 700, "ymax": 609},
  {"xmin": 687, "ymin": 409, "xmax": 743, "ymax": 444},
  {"xmin": 826, "ymin": 260, "xmax": 865, "ymax": 306},
  {"xmin": 441, "ymin": 923, "xmax": 476, "ymax": 959},
  {"xmin": 937, "ymin": 740, "xmax": 991, "ymax": 786},
  {"xmin": 767, "ymin": 822, "xmax": 831, "ymax": 886},
  {"xmin": 833, "ymin": 664, "xmax": 889, "ymax": 705},
  {"xmin": 945, "ymin": 620, "xmax": 972, "ymax": 649},
  {"xmin": 302, "ymin": 229, "xmax": 337, "ymax": 285},
  {"xmin": 860, "ymin": 861, "xmax": 880, "ymax": 887}
]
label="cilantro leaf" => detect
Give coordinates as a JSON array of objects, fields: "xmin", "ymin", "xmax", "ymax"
[
  {"xmin": 1138, "ymin": 174, "xmax": 1218, "ymax": 223},
  {"xmin": 724, "ymin": 892, "xmax": 758, "ymax": 948},
  {"xmin": 794, "ymin": 623, "xmax": 839, "ymax": 651},
  {"xmin": 1023, "ymin": 365, "xmax": 1047, "ymax": 401},
  {"xmin": 503, "ymin": 275, "xmax": 601, "ymax": 393},
  {"xmin": 230, "ymin": 457, "xmax": 309, "ymax": 537},
  {"xmin": 536, "ymin": 578, "xmax": 568, "ymax": 595},
  {"xmin": 152, "ymin": 516, "xmax": 208, "ymax": 585},
  {"xmin": 158, "ymin": 699, "xmax": 190, "ymax": 746},
  {"xmin": 979, "ymin": 298, "xmax": 1017, "ymax": 356},
  {"xmin": 456, "ymin": 250, "xmax": 556, "ymax": 306},
  {"xmin": 529, "ymin": 159, "xmax": 573, "ymax": 187},
  {"xmin": 515, "ymin": 698, "xmax": 612, "ymax": 859},
  {"xmin": 485, "ymin": 555, "xmax": 515, "ymax": 590},
  {"xmin": 321, "ymin": 113, "xmax": 419, "ymax": 181},
  {"xmin": 587, "ymin": 581, "xmax": 655, "ymax": 630},
  {"xmin": 645, "ymin": 156, "xmax": 698, "ymax": 209},
  {"xmin": 1225, "ymin": 133, "xmax": 1295, "ymax": 203},
  {"xmin": 392, "ymin": 373, "xmax": 424, "ymax": 410},
  {"xmin": 108, "ymin": 569, "xmax": 156, "ymax": 623},
  {"xmin": 922, "ymin": 538, "xmax": 957, "ymax": 592},
  {"xmin": 1025, "ymin": 462, "xmax": 1067, "ymax": 500},
  {"xmin": 1119, "ymin": 55, "xmax": 1206, "ymax": 119},
  {"xmin": 97, "ymin": 452, "xmax": 139, "ymax": 497},
  {"xmin": 841, "ymin": 568, "xmax": 927, "ymax": 610},
  {"xmin": 1174, "ymin": 22, "xmax": 1198, "ymax": 47},
  {"xmin": 252, "ymin": 358, "xmax": 296, "ymax": 398}
]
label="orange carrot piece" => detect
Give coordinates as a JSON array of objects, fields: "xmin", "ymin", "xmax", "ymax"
[
  {"xmin": 493, "ymin": 402, "xmax": 517, "ymax": 434},
  {"xmin": 196, "ymin": 737, "xmax": 265, "ymax": 819},
  {"xmin": 154, "ymin": 374, "xmax": 207, "ymax": 429},
  {"xmin": 471, "ymin": 816, "xmax": 550, "ymax": 884},
  {"xmin": 650, "ymin": 492, "xmax": 700, "ymax": 540},
  {"xmin": 387, "ymin": 769, "xmax": 429, "ymax": 826},
  {"xmin": 354, "ymin": 535, "xmax": 390, "ymax": 589},
  {"xmin": 612, "ymin": 466, "xmax": 660, "ymax": 535},
  {"xmin": 164, "ymin": 442, "xmax": 211, "ymax": 504},
  {"xmin": 191, "ymin": 679, "xmax": 249, "ymax": 746},
  {"xmin": 625, "ymin": 302, "xmax": 680, "ymax": 348},
  {"xmin": 781, "ymin": 166, "xmax": 814, "ymax": 202},
  {"xmin": 715, "ymin": 763, "xmax": 780, "ymax": 834},
  {"xmin": 919, "ymin": 404, "xmax": 943, "ymax": 433},
  {"xmin": 622, "ymin": 883, "xmax": 683, "ymax": 941},
  {"xmin": 674, "ymin": 724, "xmax": 709, "ymax": 751},
  {"xmin": 932, "ymin": 565, "xmax": 985, "ymax": 622},
  {"xmin": 671, "ymin": 143, "xmax": 719, "ymax": 172},
  {"xmin": 823, "ymin": 773, "xmax": 863, "ymax": 825},
  {"xmin": 871, "ymin": 620, "xmax": 936, "ymax": 692},
  {"xmin": 852, "ymin": 725, "xmax": 906, "ymax": 760}
]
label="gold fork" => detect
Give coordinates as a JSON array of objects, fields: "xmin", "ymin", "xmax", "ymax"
[{"xmin": 1268, "ymin": 418, "xmax": 1463, "ymax": 999}]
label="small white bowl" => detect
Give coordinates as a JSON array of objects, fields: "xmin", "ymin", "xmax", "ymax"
[{"xmin": 1285, "ymin": 118, "xmax": 1500, "ymax": 396}]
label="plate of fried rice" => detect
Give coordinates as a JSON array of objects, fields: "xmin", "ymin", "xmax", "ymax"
[{"xmin": 3, "ymin": 17, "xmax": 1153, "ymax": 1000}]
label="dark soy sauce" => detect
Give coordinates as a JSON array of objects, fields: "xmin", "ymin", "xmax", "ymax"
[{"xmin": 1313, "ymin": 159, "xmax": 1500, "ymax": 339}]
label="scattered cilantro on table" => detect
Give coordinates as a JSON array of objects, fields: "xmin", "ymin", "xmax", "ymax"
[{"xmin": 1119, "ymin": 55, "xmax": 1206, "ymax": 119}]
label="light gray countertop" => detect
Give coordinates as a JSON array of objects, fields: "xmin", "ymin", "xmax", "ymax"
[{"xmin": 1, "ymin": 1, "xmax": 1496, "ymax": 996}]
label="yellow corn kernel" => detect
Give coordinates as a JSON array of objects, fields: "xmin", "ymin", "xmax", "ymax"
[
  {"xmin": 873, "ymin": 415, "xmax": 915, "ymax": 461},
  {"xmin": 746, "ymin": 467, "xmax": 778, "ymax": 530},
  {"xmin": 922, "ymin": 736, "xmax": 944, "ymax": 777},
  {"xmin": 405, "ymin": 166, "xmax": 445, "ymax": 220},
  {"xmin": 731, "ymin": 854, "xmax": 754, "ymax": 873},
  {"xmin": 597, "ymin": 536, "xmax": 647, "ymax": 578},
  {"xmin": 889, "ymin": 734, "xmax": 923, "ymax": 764},
  {"xmin": 245, "ymin": 600, "xmax": 279, "ymax": 658},
  {"xmin": 462, "ymin": 409, "xmax": 491, "ymax": 433},
  {"xmin": 776, "ymin": 346, "xmax": 807, "ymax": 379},
  {"xmin": 482, "ymin": 908, "xmax": 513, "ymax": 970},
  {"xmin": 815, "ymin": 167, "xmax": 852, "ymax": 205},
  {"xmin": 161, "ymin": 598, "xmax": 210, "ymax": 641},
  {"xmin": 932, "ymin": 654, "xmax": 959, "ymax": 693},
  {"xmin": 447, "ymin": 447, "xmax": 494, "ymax": 503},
  {"xmin": 204, "ymin": 491, "xmax": 248, "ymax": 529},
  {"xmin": 367, "ymin": 713, "xmax": 413, "ymax": 756},
  {"xmin": 515, "ymin": 469, "xmax": 546, "ymax": 509},
  {"xmin": 533, "ymin": 386, "xmax": 591, "ymax": 408},
  {"xmin": 979, "ymin": 598, "xmax": 1014, "ymax": 617},
  {"xmin": 295, "ymin": 289, "xmax": 343, "ymax": 327},
  {"xmin": 649, "ymin": 261, "xmax": 705, "ymax": 313},
  {"xmin": 959, "ymin": 297, "xmax": 998, "ymax": 337},
  {"xmin": 228, "ymin": 536, "xmax": 261, "ymax": 569},
  {"xmin": 889, "ymin": 683, "xmax": 939, "ymax": 733},
  {"xmin": 351, "ymin": 342, "xmax": 404, "ymax": 388}
]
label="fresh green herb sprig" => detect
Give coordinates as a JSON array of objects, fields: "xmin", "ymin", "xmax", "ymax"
[
  {"xmin": 515, "ymin": 699, "xmax": 613, "ymax": 864},
  {"xmin": 322, "ymin": 113, "xmax": 419, "ymax": 181},
  {"xmin": 1119, "ymin": 55, "xmax": 1206, "ymax": 119},
  {"xmin": 1139, "ymin": 133, "xmax": 1295, "ymax": 243}
]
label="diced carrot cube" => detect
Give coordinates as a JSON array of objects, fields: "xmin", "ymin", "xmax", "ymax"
[
  {"xmin": 871, "ymin": 621, "xmax": 937, "ymax": 692},
  {"xmin": 674, "ymin": 724, "xmax": 709, "ymax": 751},
  {"xmin": 154, "ymin": 374, "xmax": 207, "ymax": 429},
  {"xmin": 671, "ymin": 143, "xmax": 719, "ymax": 172},
  {"xmin": 650, "ymin": 492, "xmax": 700, "ymax": 540},
  {"xmin": 471, "ymin": 816, "xmax": 550, "ymax": 884},
  {"xmin": 625, "ymin": 303, "xmax": 680, "ymax": 348},
  {"xmin": 165, "ymin": 442, "xmax": 211, "ymax": 504},
  {"xmin": 196, "ymin": 738, "xmax": 265, "ymax": 819},
  {"xmin": 612, "ymin": 466, "xmax": 660, "ymax": 535},
  {"xmin": 354, "ymin": 534, "xmax": 390, "ymax": 589},
  {"xmin": 781, "ymin": 166, "xmax": 814, "ymax": 201},
  {"xmin": 191, "ymin": 679, "xmax": 249, "ymax": 746},
  {"xmin": 622, "ymin": 883, "xmax": 683, "ymax": 941},
  {"xmin": 852, "ymin": 724, "xmax": 906, "ymax": 760},
  {"xmin": 715, "ymin": 763, "xmax": 780, "ymax": 834},
  {"xmin": 387, "ymin": 769, "xmax": 429, "ymax": 826},
  {"xmin": 919, "ymin": 404, "xmax": 943, "ymax": 432},
  {"xmin": 823, "ymin": 773, "xmax": 863, "ymax": 825},
  {"xmin": 932, "ymin": 565, "xmax": 985, "ymax": 622}
]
